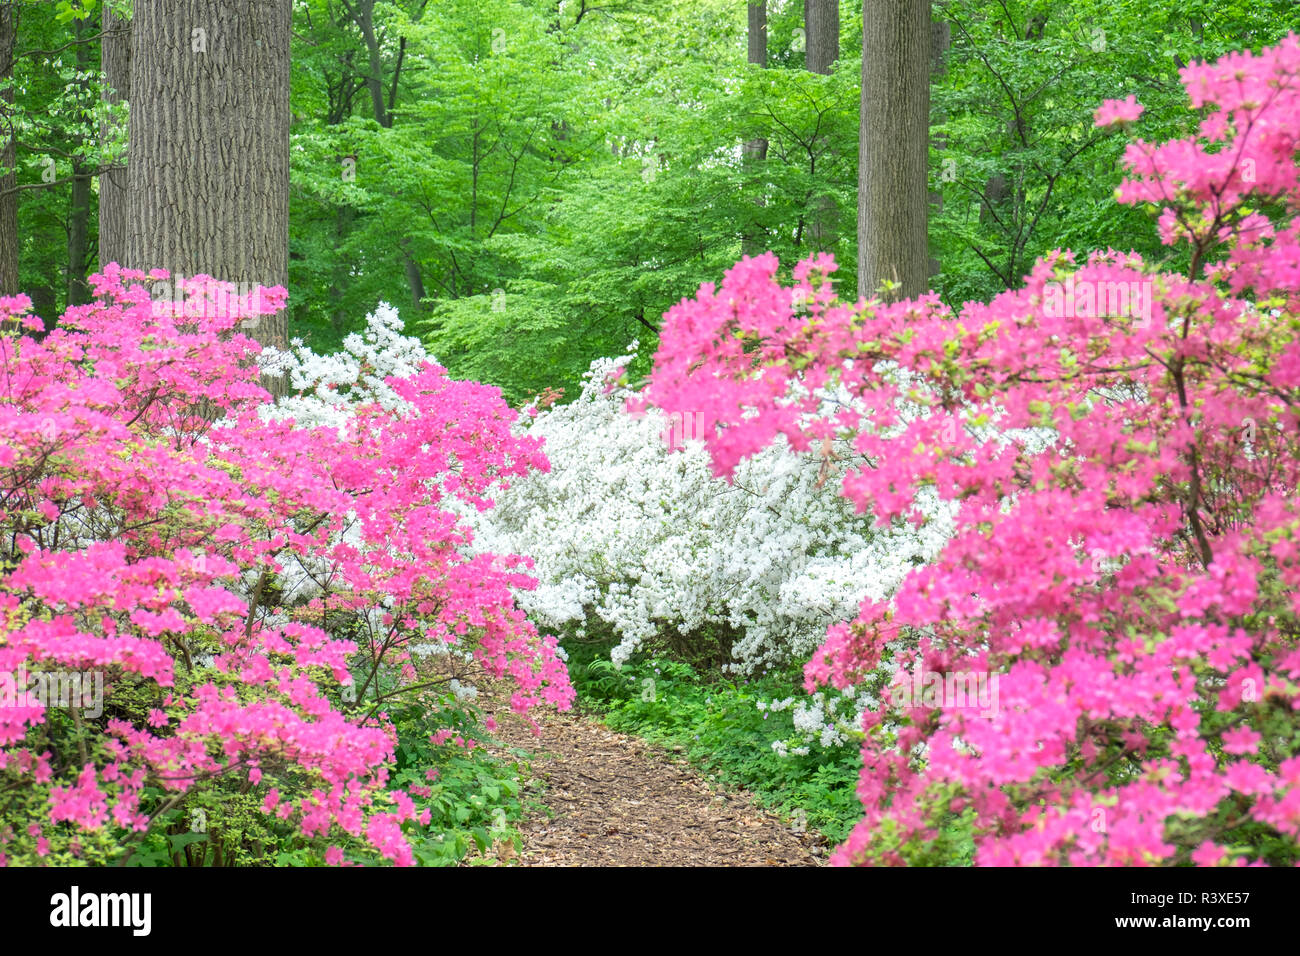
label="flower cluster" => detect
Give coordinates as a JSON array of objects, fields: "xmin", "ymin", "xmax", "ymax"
[
  {"xmin": 0, "ymin": 271, "xmax": 571, "ymax": 865},
  {"xmin": 645, "ymin": 35, "xmax": 1300, "ymax": 866},
  {"xmin": 259, "ymin": 301, "xmax": 433, "ymax": 431},
  {"xmin": 457, "ymin": 352, "xmax": 953, "ymax": 678}
]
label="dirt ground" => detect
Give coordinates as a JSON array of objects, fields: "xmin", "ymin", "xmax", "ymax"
[{"xmin": 481, "ymin": 696, "xmax": 828, "ymax": 867}]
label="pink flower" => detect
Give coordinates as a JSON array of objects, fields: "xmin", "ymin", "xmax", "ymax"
[
  {"xmin": 1094, "ymin": 95, "xmax": 1145, "ymax": 127},
  {"xmin": 1192, "ymin": 842, "xmax": 1226, "ymax": 867},
  {"xmin": 1222, "ymin": 725, "xmax": 1261, "ymax": 755}
]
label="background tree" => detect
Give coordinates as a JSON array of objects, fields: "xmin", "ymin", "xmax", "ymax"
[
  {"xmin": 804, "ymin": 0, "xmax": 838, "ymax": 251},
  {"xmin": 7, "ymin": 0, "xmax": 110, "ymax": 314},
  {"xmin": 124, "ymin": 0, "xmax": 292, "ymax": 357},
  {"xmin": 64, "ymin": 12, "xmax": 92, "ymax": 306},
  {"xmin": 804, "ymin": 0, "xmax": 837, "ymax": 75},
  {"xmin": 928, "ymin": 0, "xmax": 1296, "ymax": 305},
  {"xmin": 4, "ymin": 0, "xmax": 1287, "ymax": 405},
  {"xmin": 858, "ymin": 0, "xmax": 931, "ymax": 300},
  {"xmin": 0, "ymin": 0, "xmax": 16, "ymax": 295},
  {"xmin": 741, "ymin": 1, "xmax": 767, "ymax": 257},
  {"xmin": 99, "ymin": 0, "xmax": 129, "ymax": 269}
]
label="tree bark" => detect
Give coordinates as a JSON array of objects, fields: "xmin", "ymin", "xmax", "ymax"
[
  {"xmin": 929, "ymin": 16, "xmax": 950, "ymax": 279},
  {"xmin": 747, "ymin": 3, "xmax": 767, "ymax": 70},
  {"xmin": 741, "ymin": 3, "xmax": 768, "ymax": 257},
  {"xmin": 124, "ymin": 0, "xmax": 291, "ymax": 365},
  {"xmin": 805, "ymin": 0, "xmax": 838, "ymax": 252},
  {"xmin": 66, "ymin": 16, "xmax": 92, "ymax": 305},
  {"xmin": 67, "ymin": 154, "xmax": 92, "ymax": 305},
  {"xmin": 0, "ymin": 1, "xmax": 17, "ymax": 296},
  {"xmin": 804, "ymin": 0, "xmax": 838, "ymax": 75},
  {"xmin": 858, "ymin": 0, "xmax": 930, "ymax": 301},
  {"xmin": 402, "ymin": 251, "xmax": 425, "ymax": 313},
  {"xmin": 99, "ymin": 2, "xmax": 131, "ymax": 270}
]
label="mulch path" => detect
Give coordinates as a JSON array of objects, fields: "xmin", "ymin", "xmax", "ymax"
[{"xmin": 480, "ymin": 694, "xmax": 828, "ymax": 867}]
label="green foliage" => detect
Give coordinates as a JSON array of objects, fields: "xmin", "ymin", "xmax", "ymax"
[
  {"xmin": 19, "ymin": 1, "xmax": 1288, "ymax": 404},
  {"xmin": 7, "ymin": 2, "xmax": 107, "ymax": 317},
  {"xmin": 386, "ymin": 696, "xmax": 532, "ymax": 867},
  {"xmin": 929, "ymin": 0, "xmax": 1298, "ymax": 306},
  {"xmin": 286, "ymin": 0, "xmax": 859, "ymax": 402}
]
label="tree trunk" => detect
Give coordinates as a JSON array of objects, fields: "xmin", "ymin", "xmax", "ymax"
[
  {"xmin": 741, "ymin": 3, "xmax": 768, "ymax": 257},
  {"xmin": 99, "ymin": 2, "xmax": 131, "ymax": 271},
  {"xmin": 354, "ymin": 0, "xmax": 390, "ymax": 129},
  {"xmin": 929, "ymin": 16, "xmax": 950, "ymax": 280},
  {"xmin": 348, "ymin": 0, "xmax": 427, "ymax": 310},
  {"xmin": 27, "ymin": 282, "xmax": 55, "ymax": 321},
  {"xmin": 747, "ymin": 3, "xmax": 767, "ymax": 70},
  {"xmin": 66, "ymin": 17, "xmax": 91, "ymax": 305},
  {"xmin": 124, "ymin": 0, "xmax": 291, "ymax": 367},
  {"xmin": 403, "ymin": 251, "xmax": 425, "ymax": 313},
  {"xmin": 858, "ymin": 0, "xmax": 930, "ymax": 301},
  {"xmin": 67, "ymin": 168, "xmax": 92, "ymax": 305},
  {"xmin": 0, "ymin": 1, "xmax": 17, "ymax": 296},
  {"xmin": 805, "ymin": 1, "xmax": 838, "ymax": 252},
  {"xmin": 978, "ymin": 16, "xmax": 1043, "ymax": 286},
  {"xmin": 804, "ymin": 0, "xmax": 838, "ymax": 75}
]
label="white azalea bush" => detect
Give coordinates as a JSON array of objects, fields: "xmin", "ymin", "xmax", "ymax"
[
  {"xmin": 462, "ymin": 351, "xmax": 961, "ymax": 754},
  {"xmin": 469, "ymin": 352, "xmax": 955, "ymax": 677},
  {"xmin": 255, "ymin": 306, "xmax": 957, "ymax": 755},
  {"xmin": 260, "ymin": 301, "xmax": 432, "ymax": 430}
]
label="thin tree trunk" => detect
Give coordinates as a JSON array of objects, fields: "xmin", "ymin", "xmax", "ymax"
[
  {"xmin": 99, "ymin": 2, "xmax": 131, "ymax": 270},
  {"xmin": 0, "ymin": 1, "xmax": 17, "ymax": 296},
  {"xmin": 978, "ymin": 15, "xmax": 1043, "ymax": 286},
  {"xmin": 742, "ymin": 2, "xmax": 768, "ymax": 257},
  {"xmin": 67, "ymin": 169, "xmax": 92, "ymax": 305},
  {"xmin": 859, "ymin": 0, "xmax": 930, "ymax": 301},
  {"xmin": 805, "ymin": 1, "xmax": 838, "ymax": 252},
  {"xmin": 403, "ymin": 251, "xmax": 425, "ymax": 313},
  {"xmin": 929, "ymin": 16, "xmax": 950, "ymax": 280},
  {"xmin": 66, "ymin": 17, "xmax": 91, "ymax": 305},
  {"xmin": 349, "ymin": 0, "xmax": 427, "ymax": 311},
  {"xmin": 354, "ymin": 0, "xmax": 390, "ymax": 129},
  {"xmin": 27, "ymin": 282, "xmax": 55, "ymax": 320},
  {"xmin": 124, "ymin": 1, "xmax": 291, "ymax": 378}
]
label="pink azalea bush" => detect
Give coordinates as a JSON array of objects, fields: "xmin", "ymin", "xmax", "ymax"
[
  {"xmin": 0, "ymin": 270, "xmax": 571, "ymax": 865},
  {"xmin": 644, "ymin": 36, "xmax": 1300, "ymax": 865}
]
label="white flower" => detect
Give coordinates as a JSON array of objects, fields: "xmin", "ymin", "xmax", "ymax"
[{"xmin": 259, "ymin": 302, "xmax": 433, "ymax": 433}]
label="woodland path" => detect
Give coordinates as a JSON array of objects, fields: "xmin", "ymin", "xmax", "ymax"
[{"xmin": 481, "ymin": 693, "xmax": 828, "ymax": 867}]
